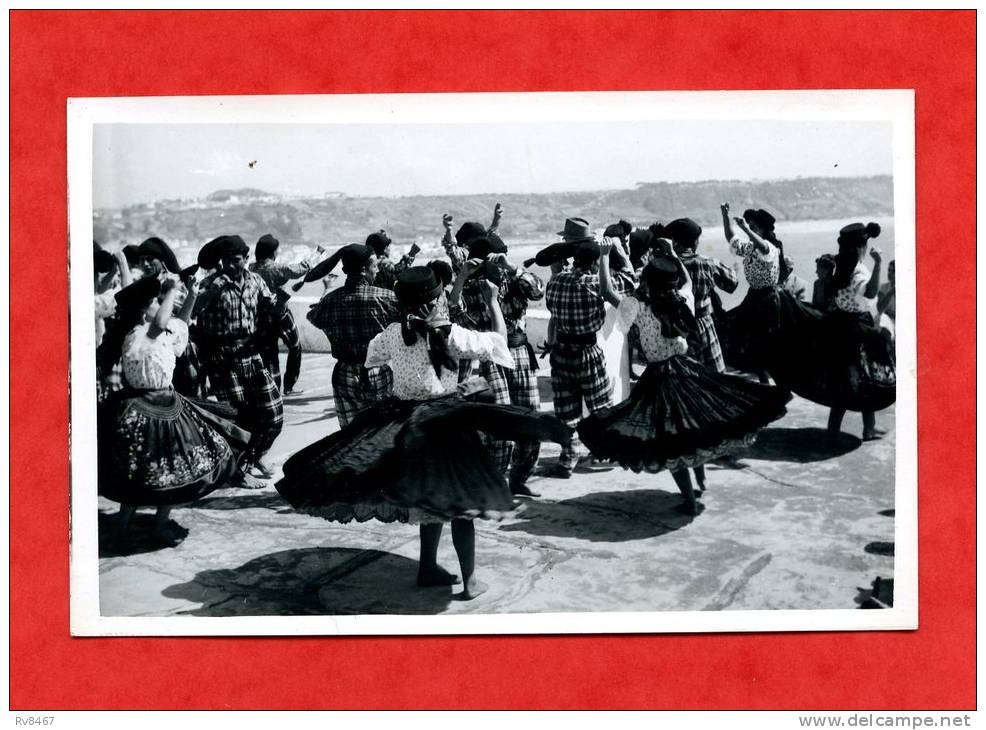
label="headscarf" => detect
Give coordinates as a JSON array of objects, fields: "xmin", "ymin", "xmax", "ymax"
[
  {"xmin": 639, "ymin": 262, "xmax": 697, "ymax": 338},
  {"xmin": 394, "ymin": 267, "xmax": 456, "ymax": 377}
]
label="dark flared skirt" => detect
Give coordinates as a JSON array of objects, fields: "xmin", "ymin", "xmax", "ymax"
[
  {"xmin": 769, "ymin": 310, "xmax": 896, "ymax": 412},
  {"xmin": 719, "ymin": 286, "xmax": 823, "ymax": 375},
  {"xmin": 577, "ymin": 356, "xmax": 791, "ymax": 473},
  {"xmin": 98, "ymin": 389, "xmax": 249, "ymax": 506},
  {"xmin": 276, "ymin": 394, "xmax": 568, "ymax": 524}
]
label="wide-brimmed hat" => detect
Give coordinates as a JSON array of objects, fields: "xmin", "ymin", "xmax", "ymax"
[
  {"xmin": 138, "ymin": 237, "xmax": 181, "ymax": 274},
  {"xmin": 529, "ymin": 239, "xmax": 600, "ymax": 268},
  {"xmin": 556, "ymin": 217, "xmax": 594, "ymax": 243},
  {"xmin": 395, "ymin": 266, "xmax": 444, "ymax": 307}
]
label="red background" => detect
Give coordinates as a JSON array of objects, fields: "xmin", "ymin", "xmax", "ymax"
[{"xmin": 10, "ymin": 10, "xmax": 976, "ymax": 709}]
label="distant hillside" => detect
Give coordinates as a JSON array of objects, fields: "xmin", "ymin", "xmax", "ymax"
[{"xmin": 93, "ymin": 175, "xmax": 893, "ymax": 249}]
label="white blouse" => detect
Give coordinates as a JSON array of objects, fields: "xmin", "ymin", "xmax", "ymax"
[
  {"xmin": 730, "ymin": 236, "xmax": 779, "ymax": 290},
  {"xmin": 94, "ymin": 291, "xmax": 117, "ymax": 347},
  {"xmin": 120, "ymin": 319, "xmax": 189, "ymax": 390},
  {"xmin": 366, "ymin": 323, "xmax": 513, "ymax": 400},
  {"xmin": 834, "ymin": 263, "xmax": 875, "ymax": 314},
  {"xmin": 616, "ymin": 293, "xmax": 694, "ymax": 363}
]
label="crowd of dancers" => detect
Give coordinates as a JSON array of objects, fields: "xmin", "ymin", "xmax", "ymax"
[{"xmin": 93, "ymin": 202, "xmax": 897, "ymax": 599}]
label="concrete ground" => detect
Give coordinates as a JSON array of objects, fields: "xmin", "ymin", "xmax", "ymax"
[{"xmin": 97, "ymin": 353, "xmax": 895, "ymax": 617}]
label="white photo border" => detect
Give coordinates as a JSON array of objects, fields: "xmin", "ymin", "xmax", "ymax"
[{"xmin": 68, "ymin": 90, "xmax": 917, "ymax": 636}]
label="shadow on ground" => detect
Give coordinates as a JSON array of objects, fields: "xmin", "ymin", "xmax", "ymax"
[
  {"xmin": 746, "ymin": 427, "xmax": 861, "ymax": 463},
  {"xmin": 191, "ymin": 491, "xmax": 288, "ymax": 511},
  {"xmin": 98, "ymin": 512, "xmax": 183, "ymax": 558},
  {"xmin": 500, "ymin": 489, "xmax": 698, "ymax": 542},
  {"xmin": 162, "ymin": 547, "xmax": 454, "ymax": 616}
]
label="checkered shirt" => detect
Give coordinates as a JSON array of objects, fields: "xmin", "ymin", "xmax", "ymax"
[
  {"xmin": 196, "ymin": 270, "xmax": 278, "ymax": 340},
  {"xmin": 545, "ymin": 270, "xmax": 606, "ymax": 336},
  {"xmin": 451, "ymin": 270, "xmax": 544, "ymax": 336},
  {"xmin": 679, "ymin": 252, "xmax": 738, "ymax": 317},
  {"xmin": 307, "ymin": 276, "xmax": 399, "ymax": 363}
]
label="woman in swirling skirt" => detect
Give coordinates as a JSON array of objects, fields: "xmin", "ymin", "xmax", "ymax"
[
  {"xmin": 276, "ymin": 267, "xmax": 571, "ymax": 600},
  {"xmin": 98, "ymin": 275, "xmax": 252, "ymax": 547},
  {"xmin": 578, "ymin": 238, "xmax": 792, "ymax": 516}
]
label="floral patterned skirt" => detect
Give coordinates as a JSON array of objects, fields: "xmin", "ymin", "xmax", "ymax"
[
  {"xmin": 97, "ymin": 389, "xmax": 250, "ymax": 506},
  {"xmin": 577, "ymin": 356, "xmax": 792, "ymax": 473}
]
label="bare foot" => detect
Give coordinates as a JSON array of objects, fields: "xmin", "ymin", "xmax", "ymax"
[
  {"xmin": 459, "ymin": 577, "xmax": 489, "ymax": 600},
  {"xmin": 151, "ymin": 521, "xmax": 188, "ymax": 548},
  {"xmin": 417, "ymin": 565, "xmax": 461, "ymax": 587}
]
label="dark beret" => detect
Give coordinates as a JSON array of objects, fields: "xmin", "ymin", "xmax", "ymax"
[
  {"xmin": 138, "ymin": 237, "xmax": 181, "ymax": 274},
  {"xmin": 365, "ymin": 231, "xmax": 393, "ymax": 255},
  {"xmin": 255, "ymin": 234, "xmax": 280, "ymax": 260}
]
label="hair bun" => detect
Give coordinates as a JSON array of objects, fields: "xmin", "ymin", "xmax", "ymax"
[{"xmin": 865, "ymin": 222, "xmax": 881, "ymax": 239}]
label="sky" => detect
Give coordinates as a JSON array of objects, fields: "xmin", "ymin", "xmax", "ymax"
[{"xmin": 92, "ymin": 120, "xmax": 893, "ymax": 209}]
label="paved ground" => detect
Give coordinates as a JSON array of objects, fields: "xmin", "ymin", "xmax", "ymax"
[{"xmin": 98, "ymin": 354, "xmax": 895, "ymax": 617}]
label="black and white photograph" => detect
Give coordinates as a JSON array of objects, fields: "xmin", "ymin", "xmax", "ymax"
[{"xmin": 68, "ymin": 90, "xmax": 916, "ymax": 635}]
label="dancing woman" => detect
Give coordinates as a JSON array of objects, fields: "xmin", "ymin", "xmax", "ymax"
[
  {"xmin": 578, "ymin": 238, "xmax": 791, "ymax": 516},
  {"xmin": 98, "ymin": 276, "xmax": 251, "ymax": 546},
  {"xmin": 720, "ymin": 203, "xmax": 822, "ymax": 382},
  {"xmin": 820, "ymin": 223, "xmax": 896, "ymax": 440},
  {"xmin": 276, "ymin": 267, "xmax": 570, "ymax": 599}
]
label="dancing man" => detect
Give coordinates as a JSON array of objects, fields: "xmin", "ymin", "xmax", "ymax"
[
  {"xmin": 304, "ymin": 244, "xmax": 399, "ymax": 427},
  {"xmin": 194, "ymin": 235, "xmax": 284, "ymax": 482},
  {"xmin": 249, "ymin": 233, "xmax": 323, "ymax": 396},
  {"xmin": 543, "ymin": 218, "xmax": 615, "ymax": 478}
]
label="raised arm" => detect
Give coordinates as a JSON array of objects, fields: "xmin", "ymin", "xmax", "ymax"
[
  {"xmin": 176, "ymin": 277, "xmax": 199, "ymax": 323},
  {"xmin": 720, "ymin": 203, "xmax": 736, "ymax": 244},
  {"xmin": 448, "ymin": 257, "xmax": 482, "ymax": 309},
  {"xmin": 487, "ymin": 202, "xmax": 503, "ymax": 235},
  {"xmin": 597, "ymin": 238, "xmax": 623, "ymax": 307},
  {"xmin": 481, "ymin": 279, "xmax": 507, "ymax": 341},
  {"xmin": 147, "ymin": 279, "xmax": 179, "ymax": 338},
  {"xmin": 864, "ymin": 247, "xmax": 883, "ymax": 299},
  {"xmin": 114, "ymin": 250, "xmax": 133, "ymax": 288},
  {"xmin": 734, "ymin": 217, "xmax": 772, "ymax": 255},
  {"xmin": 441, "ymin": 213, "xmax": 468, "ymax": 273}
]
